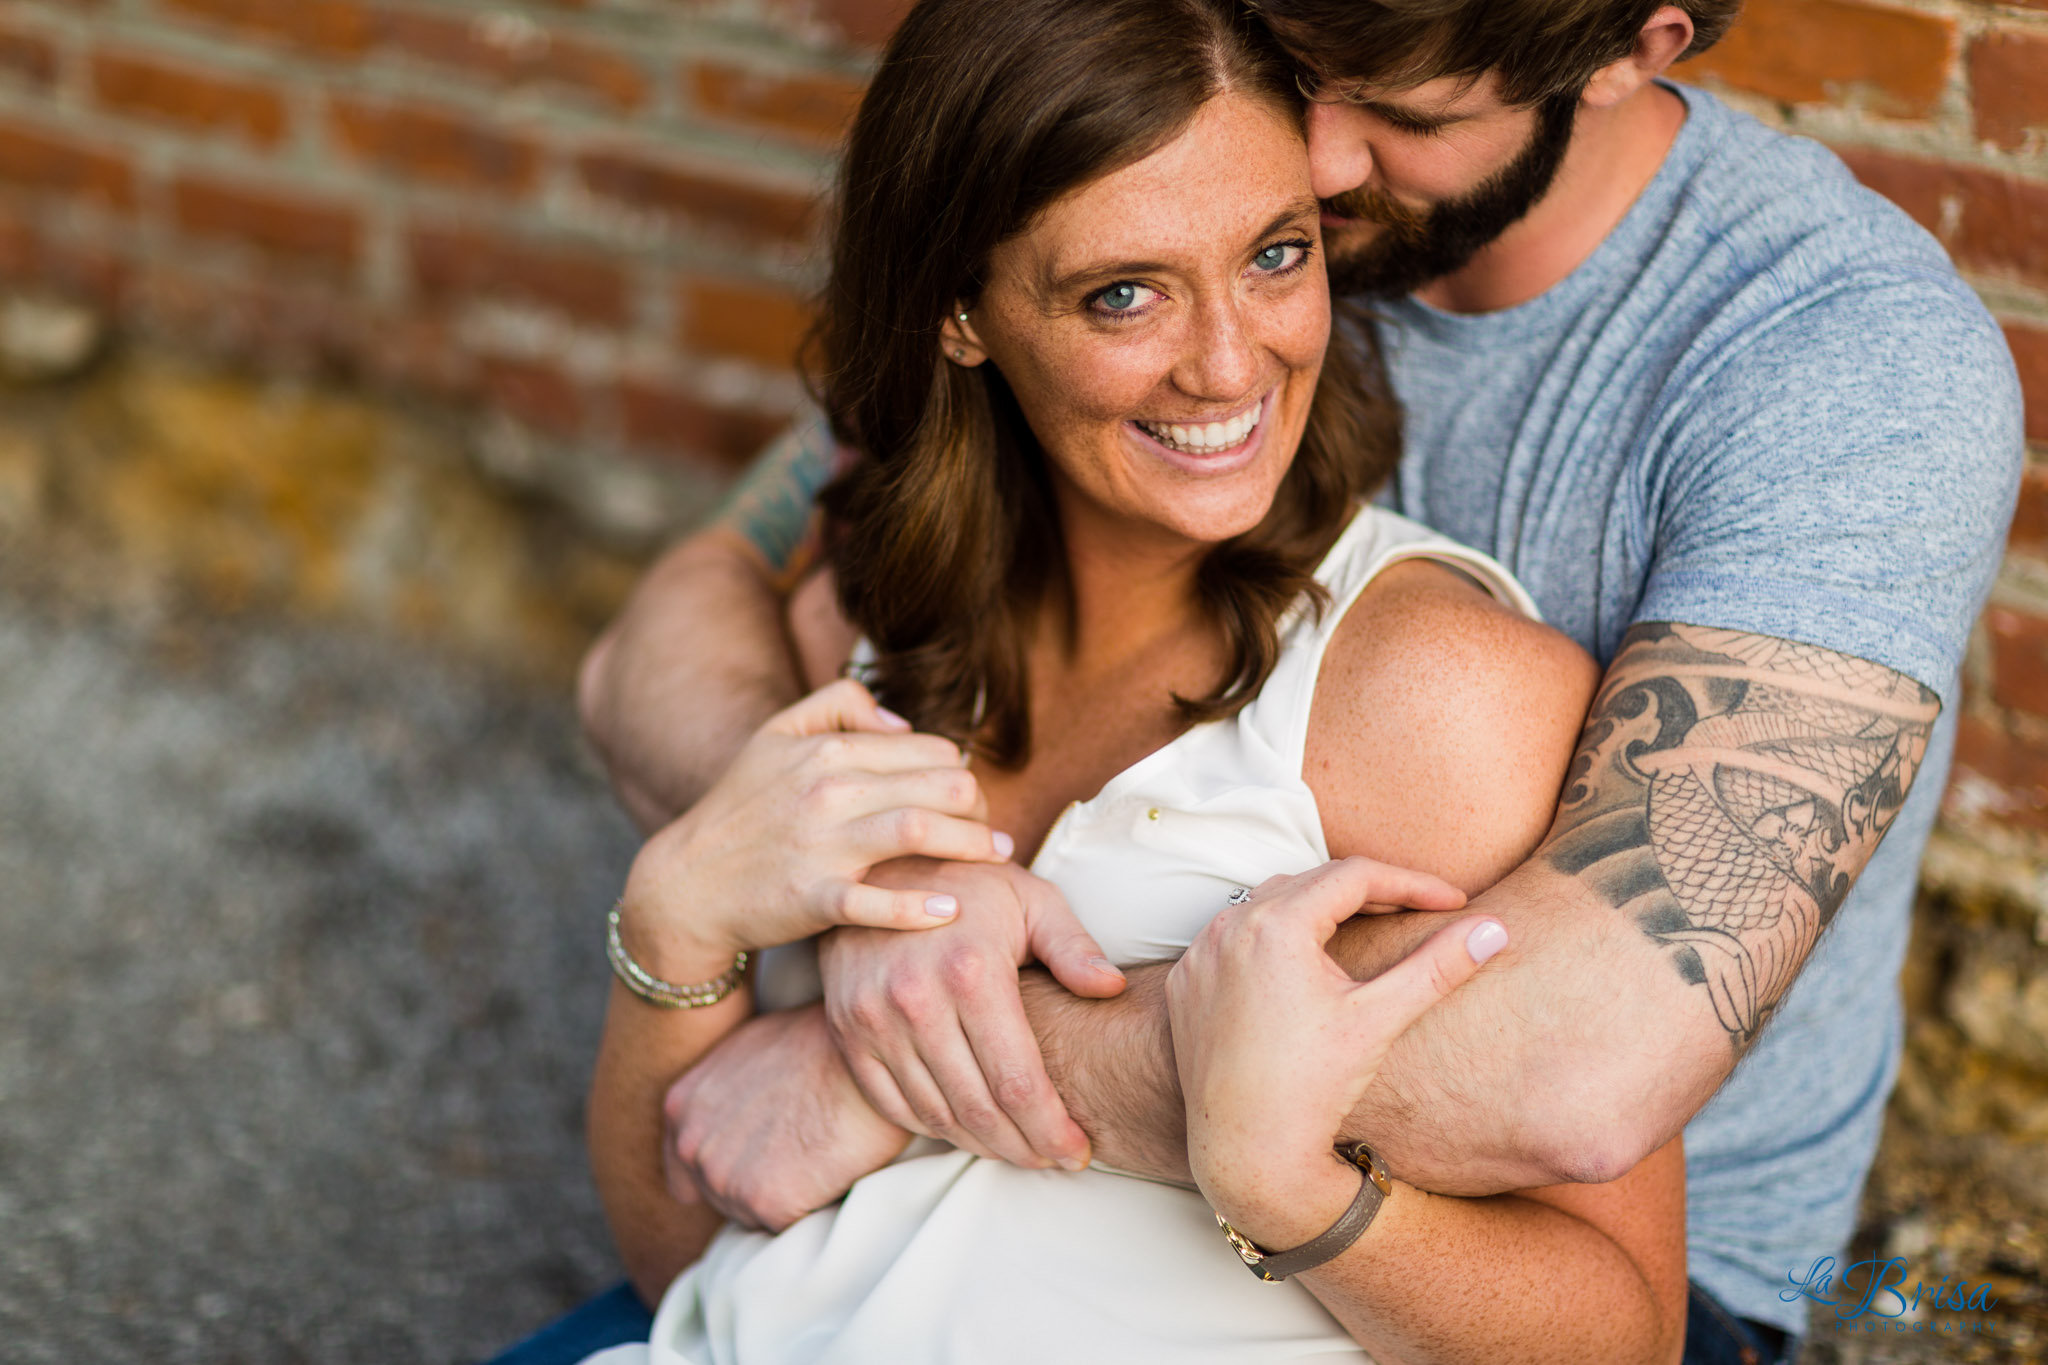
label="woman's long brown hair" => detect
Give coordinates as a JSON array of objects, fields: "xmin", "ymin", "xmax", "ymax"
[{"xmin": 814, "ymin": 0, "xmax": 1400, "ymax": 767}]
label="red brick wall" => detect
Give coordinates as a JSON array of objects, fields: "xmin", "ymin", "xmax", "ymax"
[
  {"xmin": 1678, "ymin": 0, "xmax": 2048, "ymax": 881},
  {"xmin": 0, "ymin": 0, "xmax": 906, "ymax": 472},
  {"xmin": 0, "ymin": 0, "xmax": 2042, "ymax": 865}
]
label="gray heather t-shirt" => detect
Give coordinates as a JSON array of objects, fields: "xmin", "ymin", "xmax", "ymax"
[{"xmin": 1375, "ymin": 82, "xmax": 2023, "ymax": 1332}]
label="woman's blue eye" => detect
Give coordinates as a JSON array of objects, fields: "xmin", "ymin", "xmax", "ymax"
[{"xmin": 1254, "ymin": 243, "xmax": 1306, "ymax": 273}]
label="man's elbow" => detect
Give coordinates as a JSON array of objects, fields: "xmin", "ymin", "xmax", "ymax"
[{"xmin": 1525, "ymin": 1074, "xmax": 1697, "ymax": 1187}]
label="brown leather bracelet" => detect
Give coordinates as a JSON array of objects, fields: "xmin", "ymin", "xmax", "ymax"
[{"xmin": 1215, "ymin": 1142, "xmax": 1394, "ymax": 1282}]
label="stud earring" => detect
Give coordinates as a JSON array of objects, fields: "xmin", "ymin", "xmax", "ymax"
[
  {"xmin": 952, "ymin": 348, "xmax": 966, "ymax": 359},
  {"xmin": 956, "ymin": 311, "xmax": 969, "ymax": 322}
]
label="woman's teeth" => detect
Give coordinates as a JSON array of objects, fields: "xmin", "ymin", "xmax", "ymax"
[{"xmin": 1136, "ymin": 405, "xmax": 1259, "ymax": 454}]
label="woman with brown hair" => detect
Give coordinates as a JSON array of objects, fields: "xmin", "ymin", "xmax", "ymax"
[{"xmin": 579, "ymin": 0, "xmax": 1687, "ymax": 1360}]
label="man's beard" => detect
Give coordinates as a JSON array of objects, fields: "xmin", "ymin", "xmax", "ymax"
[{"xmin": 1323, "ymin": 92, "xmax": 1579, "ymax": 300}]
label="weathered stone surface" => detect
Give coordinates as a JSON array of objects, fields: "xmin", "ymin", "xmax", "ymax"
[
  {"xmin": 0, "ymin": 349, "xmax": 654, "ymax": 683},
  {"xmin": 0, "ymin": 293, "xmax": 103, "ymax": 382},
  {"xmin": 0, "ymin": 580, "xmax": 637, "ymax": 1363},
  {"xmin": 1945, "ymin": 926, "xmax": 2048, "ymax": 1078}
]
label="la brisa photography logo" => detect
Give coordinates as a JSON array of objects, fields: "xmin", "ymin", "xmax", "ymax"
[{"xmin": 1783, "ymin": 1255, "xmax": 2002, "ymax": 1337}]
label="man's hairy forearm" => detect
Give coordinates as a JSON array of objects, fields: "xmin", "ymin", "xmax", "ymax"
[
  {"xmin": 1022, "ymin": 882, "xmax": 1679, "ymax": 1195},
  {"xmin": 579, "ymin": 529, "xmax": 802, "ymax": 830},
  {"xmin": 580, "ymin": 412, "xmax": 840, "ymax": 830}
]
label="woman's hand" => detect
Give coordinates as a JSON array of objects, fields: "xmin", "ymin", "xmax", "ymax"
[
  {"xmin": 616, "ymin": 679, "xmax": 1012, "ymax": 982},
  {"xmin": 1167, "ymin": 858, "xmax": 1505, "ymax": 1247}
]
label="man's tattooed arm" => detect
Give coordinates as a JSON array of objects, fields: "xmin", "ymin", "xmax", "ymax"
[
  {"xmin": 709, "ymin": 408, "xmax": 844, "ymax": 582},
  {"xmin": 578, "ymin": 413, "xmax": 841, "ymax": 826},
  {"xmin": 1542, "ymin": 623, "xmax": 1940, "ymax": 1052}
]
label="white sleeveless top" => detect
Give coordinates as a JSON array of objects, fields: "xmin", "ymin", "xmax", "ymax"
[{"xmin": 589, "ymin": 507, "xmax": 1536, "ymax": 1365}]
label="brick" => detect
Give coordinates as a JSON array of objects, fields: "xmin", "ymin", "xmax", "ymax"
[
  {"xmin": 687, "ymin": 62, "xmax": 864, "ymax": 147},
  {"xmin": 0, "ymin": 218, "xmax": 127, "ymax": 308},
  {"xmin": 407, "ymin": 224, "xmax": 628, "ymax": 329},
  {"xmin": 0, "ymin": 120, "xmax": 135, "ymax": 212},
  {"xmin": 680, "ymin": 276, "xmax": 813, "ymax": 368},
  {"xmin": 2010, "ymin": 324, "xmax": 2048, "ymax": 448},
  {"xmin": 1971, "ymin": 31, "xmax": 2048, "ymax": 153},
  {"xmin": 676, "ymin": 0, "xmax": 908, "ymax": 49},
  {"xmin": 329, "ymin": 98, "xmax": 539, "ymax": 196},
  {"xmin": 1679, "ymin": 0, "xmax": 1955, "ymax": 119},
  {"xmin": 91, "ymin": 50, "xmax": 289, "ymax": 148},
  {"xmin": 616, "ymin": 379, "xmax": 786, "ymax": 467},
  {"xmin": 0, "ymin": 24, "xmax": 58, "ymax": 88},
  {"xmin": 577, "ymin": 151, "xmax": 814, "ymax": 243},
  {"xmin": 815, "ymin": 0, "xmax": 913, "ymax": 48},
  {"xmin": 1987, "ymin": 606, "xmax": 2048, "ymax": 717},
  {"xmin": 376, "ymin": 9, "xmax": 649, "ymax": 112},
  {"xmin": 2012, "ymin": 464, "xmax": 2048, "ymax": 551},
  {"xmin": 1836, "ymin": 148, "xmax": 2048, "ymax": 290},
  {"xmin": 479, "ymin": 355, "xmax": 583, "ymax": 436},
  {"xmin": 157, "ymin": 0, "xmax": 375, "ymax": 56},
  {"xmin": 172, "ymin": 175, "xmax": 360, "ymax": 268},
  {"xmin": 1948, "ymin": 714, "xmax": 2048, "ymax": 836}
]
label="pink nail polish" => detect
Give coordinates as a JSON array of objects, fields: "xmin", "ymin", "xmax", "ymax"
[
  {"xmin": 992, "ymin": 831, "xmax": 1015, "ymax": 860},
  {"xmin": 1466, "ymin": 920, "xmax": 1508, "ymax": 964},
  {"xmin": 926, "ymin": 895, "xmax": 959, "ymax": 918},
  {"xmin": 875, "ymin": 705, "xmax": 912, "ymax": 731}
]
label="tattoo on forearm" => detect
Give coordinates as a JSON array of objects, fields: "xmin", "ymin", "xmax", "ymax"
[
  {"xmin": 711, "ymin": 413, "xmax": 842, "ymax": 577},
  {"xmin": 1545, "ymin": 624, "xmax": 1939, "ymax": 1050}
]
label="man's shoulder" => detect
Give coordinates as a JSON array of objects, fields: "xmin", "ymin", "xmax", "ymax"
[
  {"xmin": 1662, "ymin": 86, "xmax": 1961, "ymax": 291},
  {"xmin": 1633, "ymin": 89, "xmax": 2016, "ymax": 451}
]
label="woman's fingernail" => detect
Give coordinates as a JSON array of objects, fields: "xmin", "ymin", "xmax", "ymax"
[
  {"xmin": 992, "ymin": 831, "xmax": 1015, "ymax": 860},
  {"xmin": 1466, "ymin": 920, "xmax": 1509, "ymax": 964},
  {"xmin": 875, "ymin": 705, "xmax": 912, "ymax": 731},
  {"xmin": 1058, "ymin": 1156, "xmax": 1089, "ymax": 1173},
  {"xmin": 926, "ymin": 895, "xmax": 959, "ymax": 918},
  {"xmin": 1088, "ymin": 955, "xmax": 1124, "ymax": 978}
]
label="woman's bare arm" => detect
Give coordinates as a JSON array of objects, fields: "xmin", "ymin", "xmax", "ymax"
[{"xmin": 1171, "ymin": 562, "xmax": 1686, "ymax": 1364}]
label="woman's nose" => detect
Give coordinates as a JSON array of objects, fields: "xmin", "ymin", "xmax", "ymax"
[
  {"xmin": 1175, "ymin": 296, "xmax": 1261, "ymax": 402},
  {"xmin": 1306, "ymin": 103, "xmax": 1374, "ymax": 203}
]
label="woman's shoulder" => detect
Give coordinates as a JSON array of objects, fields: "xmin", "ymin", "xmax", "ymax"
[{"xmin": 1304, "ymin": 558, "xmax": 1598, "ymax": 894}]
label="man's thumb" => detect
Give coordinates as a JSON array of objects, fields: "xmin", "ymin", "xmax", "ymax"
[
  {"xmin": 1352, "ymin": 917, "xmax": 1508, "ymax": 1034},
  {"xmin": 1028, "ymin": 896, "xmax": 1126, "ymax": 999}
]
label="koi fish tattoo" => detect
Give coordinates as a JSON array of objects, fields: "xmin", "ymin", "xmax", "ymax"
[{"xmin": 1546, "ymin": 623, "xmax": 1939, "ymax": 1052}]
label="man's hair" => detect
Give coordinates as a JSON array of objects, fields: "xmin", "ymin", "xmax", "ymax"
[
  {"xmin": 1253, "ymin": 0, "xmax": 1743, "ymax": 104},
  {"xmin": 812, "ymin": 0, "xmax": 1400, "ymax": 768}
]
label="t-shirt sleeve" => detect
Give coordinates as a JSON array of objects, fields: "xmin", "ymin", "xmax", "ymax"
[{"xmin": 1630, "ymin": 272, "xmax": 2024, "ymax": 706}]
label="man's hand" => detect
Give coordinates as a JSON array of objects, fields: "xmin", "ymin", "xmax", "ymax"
[
  {"xmin": 663, "ymin": 1004, "xmax": 912, "ymax": 1232},
  {"xmin": 817, "ymin": 858, "xmax": 1127, "ymax": 1172}
]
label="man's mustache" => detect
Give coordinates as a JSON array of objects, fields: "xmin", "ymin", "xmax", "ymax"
[{"xmin": 1319, "ymin": 184, "xmax": 1428, "ymax": 236}]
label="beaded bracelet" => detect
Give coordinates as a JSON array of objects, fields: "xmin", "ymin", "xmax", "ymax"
[{"xmin": 605, "ymin": 900, "xmax": 748, "ymax": 1009}]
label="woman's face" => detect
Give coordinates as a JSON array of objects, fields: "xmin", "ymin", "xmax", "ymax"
[{"xmin": 958, "ymin": 89, "xmax": 1329, "ymax": 554}]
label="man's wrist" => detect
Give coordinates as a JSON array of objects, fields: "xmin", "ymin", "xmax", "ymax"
[{"xmin": 1022, "ymin": 964, "xmax": 1190, "ymax": 1181}]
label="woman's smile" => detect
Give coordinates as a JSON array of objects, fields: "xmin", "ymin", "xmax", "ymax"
[{"xmin": 1126, "ymin": 386, "xmax": 1275, "ymax": 475}]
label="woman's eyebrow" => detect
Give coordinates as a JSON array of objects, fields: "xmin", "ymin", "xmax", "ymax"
[{"xmin": 1037, "ymin": 198, "xmax": 1322, "ymax": 298}]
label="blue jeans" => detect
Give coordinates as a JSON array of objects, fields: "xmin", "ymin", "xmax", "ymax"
[
  {"xmin": 481, "ymin": 1283, "xmax": 654, "ymax": 1365},
  {"xmin": 483, "ymin": 1276, "xmax": 1800, "ymax": 1365},
  {"xmin": 1685, "ymin": 1280, "xmax": 1801, "ymax": 1365}
]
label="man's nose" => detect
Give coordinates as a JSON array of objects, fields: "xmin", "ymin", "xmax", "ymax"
[
  {"xmin": 1306, "ymin": 102, "xmax": 1373, "ymax": 202},
  {"xmin": 1175, "ymin": 295, "xmax": 1261, "ymax": 401}
]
